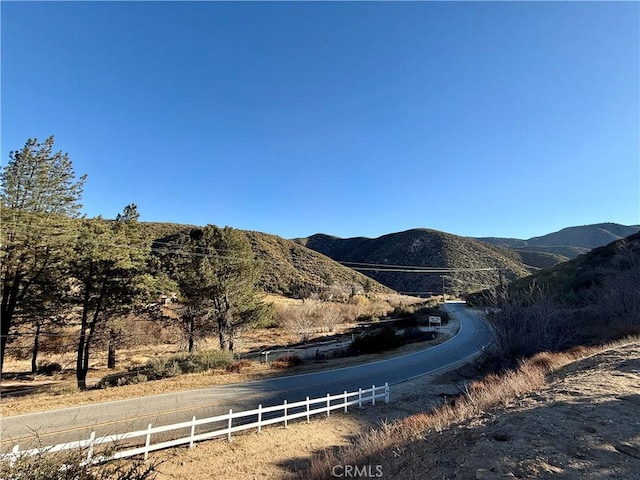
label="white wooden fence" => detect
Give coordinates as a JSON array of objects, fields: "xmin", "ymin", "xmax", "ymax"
[{"xmin": 2, "ymin": 383, "xmax": 389, "ymax": 465}]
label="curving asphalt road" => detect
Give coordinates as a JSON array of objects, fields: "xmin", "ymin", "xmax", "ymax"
[{"xmin": 0, "ymin": 302, "xmax": 492, "ymax": 450}]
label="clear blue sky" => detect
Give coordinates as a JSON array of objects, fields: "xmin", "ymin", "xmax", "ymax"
[{"xmin": 2, "ymin": 1, "xmax": 638, "ymax": 240}]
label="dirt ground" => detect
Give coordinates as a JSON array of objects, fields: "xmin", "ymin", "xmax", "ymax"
[
  {"xmin": 368, "ymin": 342, "xmax": 640, "ymax": 480},
  {"xmin": 150, "ymin": 342, "xmax": 640, "ymax": 480}
]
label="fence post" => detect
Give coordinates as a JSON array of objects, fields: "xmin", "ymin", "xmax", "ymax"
[
  {"xmin": 87, "ymin": 431, "xmax": 96, "ymax": 462},
  {"xmin": 384, "ymin": 382, "xmax": 389, "ymax": 404},
  {"xmin": 228, "ymin": 409, "xmax": 233, "ymax": 441},
  {"xmin": 189, "ymin": 416, "xmax": 196, "ymax": 448},
  {"xmin": 258, "ymin": 404, "xmax": 263, "ymax": 433},
  {"xmin": 326, "ymin": 393, "xmax": 331, "ymax": 418},
  {"xmin": 284, "ymin": 400, "xmax": 288, "ymax": 428},
  {"xmin": 306, "ymin": 397, "xmax": 310, "ymax": 423},
  {"xmin": 372, "ymin": 385, "xmax": 376, "ymax": 406},
  {"xmin": 344, "ymin": 391, "xmax": 348, "ymax": 413},
  {"xmin": 144, "ymin": 423, "xmax": 152, "ymax": 460},
  {"xmin": 10, "ymin": 445, "xmax": 19, "ymax": 466},
  {"xmin": 358, "ymin": 388, "xmax": 362, "ymax": 409}
]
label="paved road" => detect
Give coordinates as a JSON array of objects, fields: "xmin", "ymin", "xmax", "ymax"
[{"xmin": 0, "ymin": 302, "xmax": 492, "ymax": 450}]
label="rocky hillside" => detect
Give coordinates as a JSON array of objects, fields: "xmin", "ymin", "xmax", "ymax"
[
  {"xmin": 295, "ymin": 229, "xmax": 533, "ymax": 295},
  {"xmin": 143, "ymin": 222, "xmax": 391, "ymax": 298},
  {"xmin": 479, "ymin": 222, "xmax": 639, "ymax": 259}
]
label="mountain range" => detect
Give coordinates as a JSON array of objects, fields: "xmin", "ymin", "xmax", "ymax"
[
  {"xmin": 477, "ymin": 222, "xmax": 639, "ymax": 259},
  {"xmin": 144, "ymin": 222, "xmax": 639, "ymax": 298},
  {"xmin": 294, "ymin": 229, "xmax": 531, "ymax": 296}
]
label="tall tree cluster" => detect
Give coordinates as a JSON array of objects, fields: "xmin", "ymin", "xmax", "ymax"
[
  {"xmin": 1, "ymin": 136, "xmax": 271, "ymax": 387},
  {"xmin": 1, "ymin": 137, "xmax": 86, "ymax": 372},
  {"xmin": 159, "ymin": 226, "xmax": 271, "ymax": 353}
]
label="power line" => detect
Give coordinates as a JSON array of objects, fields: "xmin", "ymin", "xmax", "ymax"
[
  {"xmin": 348, "ymin": 266, "xmax": 496, "ymax": 273},
  {"xmin": 3, "ymin": 222, "xmax": 504, "ymax": 274}
]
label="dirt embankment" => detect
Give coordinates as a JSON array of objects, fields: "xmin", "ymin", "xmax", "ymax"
[
  {"xmin": 152, "ymin": 340, "xmax": 640, "ymax": 480},
  {"xmin": 369, "ymin": 341, "xmax": 640, "ymax": 480}
]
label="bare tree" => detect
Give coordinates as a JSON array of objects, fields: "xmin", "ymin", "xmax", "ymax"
[
  {"xmin": 485, "ymin": 283, "xmax": 578, "ymax": 358},
  {"xmin": 588, "ymin": 242, "xmax": 640, "ymax": 334},
  {"xmin": 318, "ymin": 303, "xmax": 343, "ymax": 332},
  {"xmin": 283, "ymin": 301, "xmax": 320, "ymax": 342}
]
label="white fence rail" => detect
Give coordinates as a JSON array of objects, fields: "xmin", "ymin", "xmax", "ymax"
[{"xmin": 2, "ymin": 383, "xmax": 389, "ymax": 465}]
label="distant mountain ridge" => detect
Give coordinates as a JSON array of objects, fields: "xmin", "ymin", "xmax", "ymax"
[
  {"xmin": 295, "ymin": 229, "xmax": 533, "ymax": 295},
  {"xmin": 478, "ymin": 223, "xmax": 639, "ymax": 258},
  {"xmin": 142, "ymin": 221, "xmax": 637, "ymax": 300}
]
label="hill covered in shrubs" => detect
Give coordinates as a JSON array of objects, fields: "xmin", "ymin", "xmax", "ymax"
[{"xmin": 295, "ymin": 229, "xmax": 533, "ymax": 295}]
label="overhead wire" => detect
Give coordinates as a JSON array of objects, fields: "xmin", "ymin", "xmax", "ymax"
[{"xmin": 3, "ymin": 222, "xmax": 503, "ymax": 274}]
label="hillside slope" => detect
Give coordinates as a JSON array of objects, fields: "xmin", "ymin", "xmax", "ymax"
[
  {"xmin": 508, "ymin": 231, "xmax": 640, "ymax": 306},
  {"xmin": 246, "ymin": 231, "xmax": 391, "ymax": 297},
  {"xmin": 529, "ymin": 222, "xmax": 640, "ymax": 248},
  {"xmin": 144, "ymin": 222, "xmax": 390, "ymax": 298},
  {"xmin": 296, "ymin": 229, "xmax": 533, "ymax": 295}
]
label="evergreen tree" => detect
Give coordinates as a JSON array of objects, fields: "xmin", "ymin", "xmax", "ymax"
[
  {"xmin": 0, "ymin": 136, "xmax": 86, "ymax": 372},
  {"xmin": 70, "ymin": 204, "xmax": 150, "ymax": 389},
  {"xmin": 18, "ymin": 266, "xmax": 69, "ymax": 376},
  {"xmin": 162, "ymin": 226, "xmax": 271, "ymax": 352}
]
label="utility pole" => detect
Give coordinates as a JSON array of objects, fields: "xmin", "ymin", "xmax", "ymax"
[{"xmin": 441, "ymin": 275, "xmax": 446, "ymax": 303}]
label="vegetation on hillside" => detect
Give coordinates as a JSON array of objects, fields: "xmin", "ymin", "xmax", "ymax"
[
  {"xmin": 303, "ymin": 339, "xmax": 640, "ymax": 480},
  {"xmin": 296, "ymin": 229, "xmax": 533, "ymax": 295},
  {"xmin": 471, "ymin": 232, "xmax": 640, "ymax": 360},
  {"xmin": 512, "ymin": 249, "xmax": 569, "ymax": 269},
  {"xmin": 152, "ymin": 227, "xmax": 391, "ymax": 300}
]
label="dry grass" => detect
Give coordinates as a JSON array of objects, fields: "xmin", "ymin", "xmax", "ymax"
[
  {"xmin": 303, "ymin": 336, "xmax": 640, "ymax": 479},
  {"xmin": 270, "ymin": 354, "xmax": 304, "ymax": 370},
  {"xmin": 225, "ymin": 358, "xmax": 253, "ymax": 373}
]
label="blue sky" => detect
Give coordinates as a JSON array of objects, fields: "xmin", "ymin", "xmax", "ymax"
[{"xmin": 2, "ymin": 1, "xmax": 638, "ymax": 240}]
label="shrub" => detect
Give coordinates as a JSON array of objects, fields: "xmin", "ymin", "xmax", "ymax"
[
  {"xmin": 99, "ymin": 349, "xmax": 235, "ymax": 387},
  {"xmin": 36, "ymin": 361, "xmax": 62, "ymax": 376},
  {"xmin": 116, "ymin": 373, "xmax": 148, "ymax": 387},
  {"xmin": 0, "ymin": 448, "xmax": 160, "ymax": 479},
  {"xmin": 402, "ymin": 327, "xmax": 437, "ymax": 343},
  {"xmin": 392, "ymin": 305, "xmax": 415, "ymax": 318},
  {"xmin": 394, "ymin": 316, "xmax": 418, "ymax": 328},
  {"xmin": 164, "ymin": 361, "xmax": 183, "ymax": 378},
  {"xmin": 226, "ymin": 358, "xmax": 253, "ymax": 373},
  {"xmin": 271, "ymin": 354, "xmax": 303, "ymax": 369},
  {"xmin": 350, "ymin": 326, "xmax": 403, "ymax": 354},
  {"xmin": 146, "ymin": 350, "xmax": 234, "ymax": 378},
  {"xmin": 314, "ymin": 347, "xmax": 351, "ymax": 361},
  {"xmin": 196, "ymin": 349, "xmax": 234, "ymax": 370}
]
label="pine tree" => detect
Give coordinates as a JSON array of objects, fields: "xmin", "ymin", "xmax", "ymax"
[
  {"xmin": 162, "ymin": 226, "xmax": 272, "ymax": 353},
  {"xmin": 70, "ymin": 204, "xmax": 150, "ymax": 389},
  {"xmin": 0, "ymin": 136, "xmax": 86, "ymax": 372}
]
